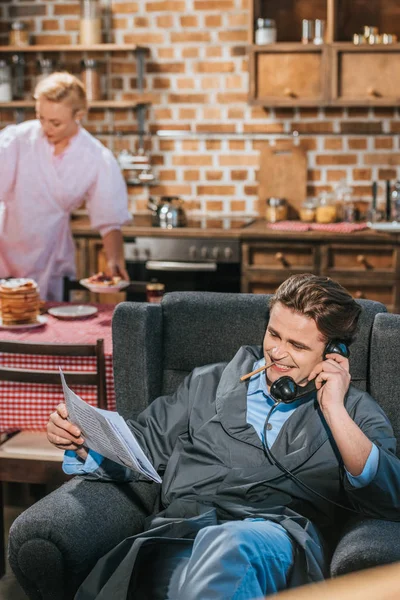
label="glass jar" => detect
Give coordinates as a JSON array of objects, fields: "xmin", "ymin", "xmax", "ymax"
[
  {"xmin": 80, "ymin": 0, "xmax": 102, "ymax": 45},
  {"xmin": 0, "ymin": 60, "xmax": 12, "ymax": 102},
  {"xmin": 146, "ymin": 281, "xmax": 165, "ymax": 303},
  {"xmin": 12, "ymin": 53, "xmax": 25, "ymax": 100},
  {"xmin": 36, "ymin": 57, "xmax": 55, "ymax": 86},
  {"xmin": 265, "ymin": 197, "xmax": 288, "ymax": 223},
  {"xmin": 255, "ymin": 18, "xmax": 277, "ymax": 45},
  {"xmin": 81, "ymin": 58, "xmax": 101, "ymax": 101},
  {"xmin": 299, "ymin": 199, "xmax": 316, "ymax": 223},
  {"xmin": 316, "ymin": 192, "xmax": 337, "ymax": 223},
  {"xmin": 9, "ymin": 22, "xmax": 29, "ymax": 47}
]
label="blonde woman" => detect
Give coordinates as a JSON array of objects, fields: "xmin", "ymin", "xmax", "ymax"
[{"xmin": 0, "ymin": 72, "xmax": 130, "ymax": 300}]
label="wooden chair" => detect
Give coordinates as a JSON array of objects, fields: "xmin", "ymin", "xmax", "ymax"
[{"xmin": 0, "ymin": 338, "xmax": 107, "ymax": 577}]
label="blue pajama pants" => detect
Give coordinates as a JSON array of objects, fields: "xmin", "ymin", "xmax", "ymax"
[{"xmin": 167, "ymin": 518, "xmax": 295, "ymax": 600}]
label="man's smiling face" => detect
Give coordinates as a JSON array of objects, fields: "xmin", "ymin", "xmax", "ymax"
[{"xmin": 263, "ymin": 302, "xmax": 326, "ymax": 390}]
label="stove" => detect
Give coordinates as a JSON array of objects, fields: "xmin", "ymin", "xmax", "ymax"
[{"xmin": 124, "ymin": 216, "xmax": 254, "ymax": 295}]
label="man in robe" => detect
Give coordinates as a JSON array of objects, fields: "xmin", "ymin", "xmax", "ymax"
[{"xmin": 47, "ymin": 274, "xmax": 400, "ymax": 599}]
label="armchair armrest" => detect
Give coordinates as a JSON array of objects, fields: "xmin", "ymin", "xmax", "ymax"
[
  {"xmin": 8, "ymin": 477, "xmax": 159, "ymax": 600},
  {"xmin": 330, "ymin": 517, "xmax": 400, "ymax": 577}
]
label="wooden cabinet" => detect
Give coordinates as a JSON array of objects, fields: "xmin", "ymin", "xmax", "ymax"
[
  {"xmin": 241, "ymin": 230, "xmax": 400, "ymax": 312},
  {"xmin": 249, "ymin": 0, "xmax": 400, "ymax": 107},
  {"xmin": 331, "ymin": 45, "xmax": 400, "ymax": 106},
  {"xmin": 249, "ymin": 45, "xmax": 328, "ymax": 106}
]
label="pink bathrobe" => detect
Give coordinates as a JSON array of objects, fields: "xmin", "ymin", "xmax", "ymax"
[{"xmin": 0, "ymin": 120, "xmax": 130, "ymax": 300}]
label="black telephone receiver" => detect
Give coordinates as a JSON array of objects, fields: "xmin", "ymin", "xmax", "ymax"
[{"xmin": 269, "ymin": 340, "xmax": 350, "ymax": 403}]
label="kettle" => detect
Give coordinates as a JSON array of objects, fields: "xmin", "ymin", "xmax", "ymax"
[{"xmin": 148, "ymin": 196, "xmax": 187, "ymax": 228}]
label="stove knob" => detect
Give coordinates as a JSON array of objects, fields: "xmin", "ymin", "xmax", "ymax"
[
  {"xmin": 200, "ymin": 246, "xmax": 208, "ymax": 259},
  {"xmin": 224, "ymin": 247, "xmax": 233, "ymax": 259},
  {"xmin": 211, "ymin": 246, "xmax": 220, "ymax": 259},
  {"xmin": 189, "ymin": 245, "xmax": 197, "ymax": 259}
]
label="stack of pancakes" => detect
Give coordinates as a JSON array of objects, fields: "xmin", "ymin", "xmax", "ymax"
[{"xmin": 0, "ymin": 279, "xmax": 40, "ymax": 325}]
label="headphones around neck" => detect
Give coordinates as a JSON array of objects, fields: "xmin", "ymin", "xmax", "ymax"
[{"xmin": 269, "ymin": 340, "xmax": 350, "ymax": 404}]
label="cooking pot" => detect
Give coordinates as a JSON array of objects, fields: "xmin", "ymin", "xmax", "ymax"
[{"xmin": 148, "ymin": 196, "xmax": 187, "ymax": 228}]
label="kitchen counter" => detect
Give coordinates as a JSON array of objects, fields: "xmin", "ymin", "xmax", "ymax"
[{"xmin": 71, "ymin": 215, "xmax": 400, "ymax": 243}]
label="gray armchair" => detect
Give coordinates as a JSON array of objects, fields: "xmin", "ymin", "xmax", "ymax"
[{"xmin": 8, "ymin": 293, "xmax": 400, "ymax": 600}]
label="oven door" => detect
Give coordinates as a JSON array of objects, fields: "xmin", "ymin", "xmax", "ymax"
[{"xmin": 126, "ymin": 259, "xmax": 241, "ymax": 296}]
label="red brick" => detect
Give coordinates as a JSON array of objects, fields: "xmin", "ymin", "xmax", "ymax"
[
  {"xmin": 316, "ymin": 154, "xmax": 357, "ymax": 166},
  {"xmin": 205, "ymin": 47, "xmax": 223, "ymax": 57},
  {"xmin": 182, "ymin": 140, "xmax": 200, "ymax": 151},
  {"xmin": 206, "ymin": 201, "xmax": 224, "ymax": 211},
  {"xmin": 364, "ymin": 154, "xmax": 400, "ymax": 165},
  {"xmin": 180, "ymin": 15, "xmax": 198, "ymax": 27},
  {"xmin": 42, "ymin": 19, "xmax": 60, "ymax": 31},
  {"xmin": 231, "ymin": 170, "xmax": 248, "ymax": 180},
  {"xmin": 182, "ymin": 48, "xmax": 199, "ymax": 58},
  {"xmin": 324, "ymin": 139, "xmax": 343, "ymax": 151},
  {"xmin": 34, "ymin": 35, "xmax": 73, "ymax": 45},
  {"xmin": 134, "ymin": 17, "xmax": 149, "ymax": 27},
  {"xmin": 243, "ymin": 123, "xmax": 284, "ymax": 133},
  {"xmin": 378, "ymin": 169, "xmax": 397, "ymax": 179},
  {"xmin": 197, "ymin": 185, "xmax": 235, "ymax": 195},
  {"xmin": 184, "ymin": 170, "xmax": 200, "ymax": 181},
  {"xmin": 229, "ymin": 140, "xmax": 245, "ymax": 150},
  {"xmin": 196, "ymin": 124, "xmax": 236, "ymax": 133},
  {"xmin": 171, "ymin": 32, "xmax": 211, "ymax": 43},
  {"xmin": 156, "ymin": 15, "xmax": 174, "ymax": 27},
  {"xmin": 244, "ymin": 185, "xmax": 258, "ymax": 195},
  {"xmin": 53, "ymin": 4, "xmax": 80, "ymax": 15},
  {"xmin": 112, "ymin": 2, "xmax": 139, "ymax": 12},
  {"xmin": 201, "ymin": 77, "xmax": 221, "ymax": 90},
  {"xmin": 147, "ymin": 62, "xmax": 184, "ymax": 73},
  {"xmin": 340, "ymin": 122, "xmax": 382, "ymax": 134},
  {"xmin": 158, "ymin": 170, "xmax": 177, "ymax": 180},
  {"xmin": 169, "ymin": 94, "xmax": 208, "ymax": 103},
  {"xmin": 206, "ymin": 140, "xmax": 221, "ymax": 150},
  {"xmin": 348, "ymin": 138, "xmax": 367, "ymax": 150},
  {"xmin": 147, "ymin": 1, "xmax": 185, "ymax": 10},
  {"xmin": 195, "ymin": 62, "xmax": 235, "ymax": 73},
  {"xmin": 159, "ymin": 140, "xmax": 175, "ymax": 151},
  {"xmin": 179, "ymin": 108, "xmax": 197, "ymax": 119},
  {"xmin": 228, "ymin": 108, "xmax": 245, "ymax": 119},
  {"xmin": 153, "ymin": 108, "xmax": 173, "ymax": 120},
  {"xmin": 202, "ymin": 108, "xmax": 222, "ymax": 119},
  {"xmin": 177, "ymin": 78, "xmax": 196, "ymax": 89},
  {"xmin": 124, "ymin": 33, "xmax": 165, "ymax": 43},
  {"xmin": 228, "ymin": 14, "xmax": 248, "ymax": 27},
  {"xmin": 326, "ymin": 169, "xmax": 347, "ymax": 182},
  {"xmin": 353, "ymin": 169, "xmax": 372, "ymax": 180},
  {"xmin": 194, "ymin": 0, "xmax": 235, "ymax": 8},
  {"xmin": 206, "ymin": 170, "xmax": 224, "ymax": 181},
  {"xmin": 216, "ymin": 93, "xmax": 247, "ymax": 103},
  {"xmin": 308, "ymin": 169, "xmax": 321, "ymax": 181},
  {"xmin": 173, "ymin": 155, "xmax": 213, "ymax": 166},
  {"xmin": 374, "ymin": 138, "xmax": 393, "ymax": 150},
  {"xmin": 219, "ymin": 155, "xmax": 258, "ymax": 166},
  {"xmin": 218, "ymin": 30, "xmax": 248, "ymax": 42},
  {"xmin": 230, "ymin": 201, "xmax": 247, "ymax": 212},
  {"xmin": 153, "ymin": 77, "xmax": 171, "ymax": 89},
  {"xmin": 292, "ymin": 122, "xmax": 334, "ymax": 134},
  {"xmin": 205, "ymin": 15, "xmax": 222, "ymax": 27}
]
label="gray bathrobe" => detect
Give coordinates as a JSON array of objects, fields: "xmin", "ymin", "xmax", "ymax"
[{"xmin": 76, "ymin": 345, "xmax": 400, "ymax": 599}]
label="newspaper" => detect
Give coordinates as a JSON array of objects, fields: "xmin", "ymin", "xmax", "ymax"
[{"xmin": 59, "ymin": 368, "xmax": 161, "ymax": 483}]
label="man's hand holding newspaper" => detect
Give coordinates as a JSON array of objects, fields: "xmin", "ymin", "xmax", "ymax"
[{"xmin": 60, "ymin": 368, "xmax": 161, "ymax": 483}]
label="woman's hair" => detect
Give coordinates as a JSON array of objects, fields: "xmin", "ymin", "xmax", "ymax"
[
  {"xmin": 269, "ymin": 273, "xmax": 362, "ymax": 344},
  {"xmin": 34, "ymin": 72, "xmax": 88, "ymax": 113}
]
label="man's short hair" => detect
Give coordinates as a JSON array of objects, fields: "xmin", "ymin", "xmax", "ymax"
[{"xmin": 269, "ymin": 273, "xmax": 362, "ymax": 344}]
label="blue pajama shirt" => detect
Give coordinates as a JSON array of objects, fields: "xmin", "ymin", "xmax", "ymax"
[{"xmin": 64, "ymin": 357, "xmax": 378, "ymax": 599}]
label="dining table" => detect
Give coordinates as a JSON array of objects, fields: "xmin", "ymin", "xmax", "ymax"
[{"xmin": 0, "ymin": 302, "xmax": 117, "ymax": 434}]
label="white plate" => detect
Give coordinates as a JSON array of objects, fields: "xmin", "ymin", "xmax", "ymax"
[
  {"xmin": 368, "ymin": 222, "xmax": 400, "ymax": 232},
  {"xmin": 80, "ymin": 278, "xmax": 130, "ymax": 294},
  {"xmin": 48, "ymin": 305, "xmax": 98, "ymax": 320},
  {"xmin": 0, "ymin": 315, "xmax": 48, "ymax": 330}
]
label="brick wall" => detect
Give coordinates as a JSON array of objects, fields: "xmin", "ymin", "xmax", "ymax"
[{"xmin": 1, "ymin": 0, "xmax": 400, "ymax": 215}]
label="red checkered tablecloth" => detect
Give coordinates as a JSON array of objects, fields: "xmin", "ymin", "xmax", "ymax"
[{"xmin": 0, "ymin": 303, "xmax": 116, "ymax": 433}]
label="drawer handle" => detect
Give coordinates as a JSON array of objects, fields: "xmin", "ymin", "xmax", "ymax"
[
  {"xmin": 283, "ymin": 87, "xmax": 297, "ymax": 98},
  {"xmin": 367, "ymin": 87, "xmax": 381, "ymax": 98},
  {"xmin": 357, "ymin": 254, "xmax": 372, "ymax": 269},
  {"xmin": 275, "ymin": 252, "xmax": 289, "ymax": 267},
  {"xmin": 355, "ymin": 290, "xmax": 365, "ymax": 299}
]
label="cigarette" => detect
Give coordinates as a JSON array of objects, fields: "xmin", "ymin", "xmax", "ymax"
[{"xmin": 240, "ymin": 362, "xmax": 274, "ymax": 382}]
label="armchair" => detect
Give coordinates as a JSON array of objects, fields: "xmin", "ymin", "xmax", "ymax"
[{"xmin": 8, "ymin": 292, "xmax": 400, "ymax": 599}]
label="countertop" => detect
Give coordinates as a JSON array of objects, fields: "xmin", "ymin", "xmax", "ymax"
[{"xmin": 70, "ymin": 214, "xmax": 400, "ymax": 243}]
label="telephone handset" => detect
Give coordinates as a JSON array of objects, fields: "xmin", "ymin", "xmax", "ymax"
[{"xmin": 269, "ymin": 340, "xmax": 350, "ymax": 403}]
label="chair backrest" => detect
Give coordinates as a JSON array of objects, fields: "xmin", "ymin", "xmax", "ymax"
[
  {"xmin": 112, "ymin": 292, "xmax": 387, "ymax": 420},
  {"xmin": 0, "ymin": 339, "xmax": 107, "ymax": 409},
  {"xmin": 369, "ymin": 313, "xmax": 400, "ymax": 455}
]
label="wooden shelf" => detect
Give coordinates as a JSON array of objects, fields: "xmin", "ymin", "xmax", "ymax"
[
  {"xmin": 0, "ymin": 44, "xmax": 148, "ymax": 53},
  {"xmin": 0, "ymin": 96, "xmax": 155, "ymax": 109},
  {"xmin": 248, "ymin": 43, "xmax": 324, "ymax": 52}
]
